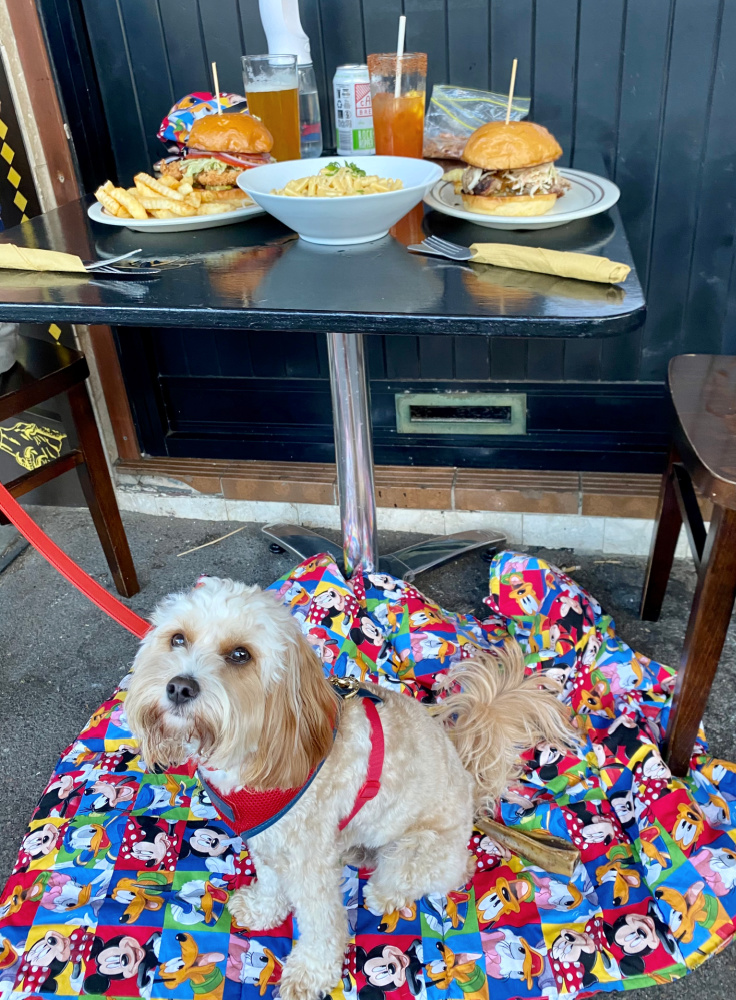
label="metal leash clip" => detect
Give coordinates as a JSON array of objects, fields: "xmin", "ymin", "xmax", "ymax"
[{"xmin": 329, "ymin": 675, "xmax": 360, "ymax": 699}]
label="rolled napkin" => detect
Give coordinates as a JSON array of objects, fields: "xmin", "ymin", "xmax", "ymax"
[
  {"xmin": 469, "ymin": 243, "xmax": 630, "ymax": 284},
  {"xmin": 0, "ymin": 244, "xmax": 87, "ymax": 273}
]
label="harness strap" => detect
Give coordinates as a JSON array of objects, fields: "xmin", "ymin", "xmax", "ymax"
[
  {"xmin": 0, "ymin": 480, "xmax": 150, "ymax": 639},
  {"xmin": 338, "ymin": 698, "xmax": 385, "ymax": 831}
]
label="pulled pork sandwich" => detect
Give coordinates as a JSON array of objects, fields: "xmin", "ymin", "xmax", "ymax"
[
  {"xmin": 448, "ymin": 120, "xmax": 571, "ymax": 217},
  {"xmin": 155, "ymin": 112, "xmax": 273, "ymax": 204}
]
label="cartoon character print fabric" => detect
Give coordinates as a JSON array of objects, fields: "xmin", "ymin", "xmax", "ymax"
[{"xmin": 2, "ymin": 550, "xmax": 736, "ymax": 1000}]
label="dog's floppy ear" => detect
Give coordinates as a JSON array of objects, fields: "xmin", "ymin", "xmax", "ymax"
[{"xmin": 249, "ymin": 621, "xmax": 339, "ymax": 789}]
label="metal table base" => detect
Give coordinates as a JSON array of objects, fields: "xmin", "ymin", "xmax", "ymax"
[{"xmin": 263, "ymin": 331, "xmax": 506, "ymax": 580}]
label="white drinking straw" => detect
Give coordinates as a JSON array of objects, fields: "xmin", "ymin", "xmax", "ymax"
[
  {"xmin": 394, "ymin": 15, "xmax": 407, "ymax": 99},
  {"xmin": 212, "ymin": 61, "xmax": 222, "ymax": 114}
]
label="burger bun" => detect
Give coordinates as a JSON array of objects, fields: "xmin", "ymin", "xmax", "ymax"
[
  {"xmin": 463, "ymin": 121, "xmax": 562, "ymax": 170},
  {"xmin": 460, "ymin": 192, "xmax": 558, "ymax": 217},
  {"xmin": 188, "ymin": 112, "xmax": 273, "ymax": 154}
]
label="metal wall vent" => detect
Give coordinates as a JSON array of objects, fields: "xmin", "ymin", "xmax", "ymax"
[{"xmin": 395, "ymin": 392, "xmax": 527, "ymax": 436}]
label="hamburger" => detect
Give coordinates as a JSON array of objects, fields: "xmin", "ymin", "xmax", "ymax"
[
  {"xmin": 155, "ymin": 112, "xmax": 274, "ymax": 204},
  {"xmin": 448, "ymin": 121, "xmax": 571, "ymax": 217}
]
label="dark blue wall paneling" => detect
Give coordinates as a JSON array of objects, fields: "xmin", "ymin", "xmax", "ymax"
[{"xmin": 73, "ymin": 0, "xmax": 736, "ymax": 391}]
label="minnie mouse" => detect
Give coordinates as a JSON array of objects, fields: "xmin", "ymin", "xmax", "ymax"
[
  {"xmin": 123, "ymin": 816, "xmax": 177, "ymax": 869},
  {"xmin": 565, "ymin": 802, "xmax": 618, "ymax": 847},
  {"xmin": 20, "ymin": 822, "xmax": 62, "ymax": 861},
  {"xmin": 356, "ymin": 940, "xmax": 423, "ymax": 1000},
  {"xmin": 309, "ymin": 587, "xmax": 359, "ymax": 631},
  {"xmin": 16, "ymin": 928, "xmax": 89, "ymax": 995}
]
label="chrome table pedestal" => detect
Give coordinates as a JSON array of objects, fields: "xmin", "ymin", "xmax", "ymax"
[{"xmin": 263, "ymin": 332, "xmax": 506, "ymax": 580}]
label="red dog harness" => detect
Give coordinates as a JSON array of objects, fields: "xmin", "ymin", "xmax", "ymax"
[{"xmin": 198, "ymin": 683, "xmax": 385, "ymax": 839}]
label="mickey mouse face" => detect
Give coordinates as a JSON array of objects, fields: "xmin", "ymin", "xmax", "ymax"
[
  {"xmin": 537, "ymin": 743, "xmax": 564, "ymax": 767},
  {"xmin": 189, "ymin": 828, "xmax": 229, "ymax": 856},
  {"xmin": 611, "ymin": 791, "xmax": 636, "ymax": 825},
  {"xmin": 363, "ymin": 946, "xmax": 410, "ymax": 988},
  {"xmin": 23, "ymin": 823, "xmax": 59, "ymax": 857},
  {"xmin": 360, "ymin": 618, "xmax": 383, "ymax": 645},
  {"xmin": 613, "ymin": 914, "xmax": 657, "ymax": 955},
  {"xmin": 96, "ymin": 937, "xmax": 145, "ymax": 980}
]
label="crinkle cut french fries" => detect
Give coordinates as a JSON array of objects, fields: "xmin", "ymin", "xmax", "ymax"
[{"xmin": 94, "ymin": 171, "xmax": 252, "ymax": 220}]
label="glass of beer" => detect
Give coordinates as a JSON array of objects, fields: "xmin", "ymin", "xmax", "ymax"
[
  {"xmin": 367, "ymin": 52, "xmax": 427, "ymax": 158},
  {"xmin": 242, "ymin": 54, "xmax": 300, "ymax": 162}
]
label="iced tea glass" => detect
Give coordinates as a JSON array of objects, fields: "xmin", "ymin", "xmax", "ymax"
[
  {"xmin": 367, "ymin": 52, "xmax": 427, "ymax": 158},
  {"xmin": 242, "ymin": 54, "xmax": 300, "ymax": 162}
]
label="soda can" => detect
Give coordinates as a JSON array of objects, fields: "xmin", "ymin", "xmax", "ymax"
[{"xmin": 333, "ymin": 64, "xmax": 375, "ymax": 155}]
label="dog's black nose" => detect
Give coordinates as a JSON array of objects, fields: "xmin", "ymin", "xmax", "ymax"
[{"xmin": 166, "ymin": 675, "xmax": 200, "ymax": 705}]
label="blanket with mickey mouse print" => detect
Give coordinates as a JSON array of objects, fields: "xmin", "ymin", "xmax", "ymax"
[{"xmin": 1, "ymin": 550, "xmax": 735, "ymax": 1000}]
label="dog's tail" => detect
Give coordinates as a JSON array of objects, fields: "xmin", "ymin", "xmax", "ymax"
[{"xmin": 432, "ymin": 641, "xmax": 577, "ymax": 812}]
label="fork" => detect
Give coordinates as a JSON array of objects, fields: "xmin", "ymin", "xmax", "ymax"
[
  {"xmin": 407, "ymin": 235, "xmax": 475, "ymax": 262},
  {"xmin": 83, "ymin": 248, "xmax": 142, "ymax": 271},
  {"xmin": 88, "ymin": 265, "xmax": 160, "ymax": 279}
]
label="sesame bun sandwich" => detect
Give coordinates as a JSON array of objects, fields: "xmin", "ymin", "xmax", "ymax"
[
  {"xmin": 446, "ymin": 120, "xmax": 571, "ymax": 217},
  {"xmin": 155, "ymin": 112, "xmax": 274, "ymax": 204}
]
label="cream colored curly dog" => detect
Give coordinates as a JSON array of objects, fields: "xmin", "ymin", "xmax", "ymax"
[{"xmin": 126, "ymin": 577, "xmax": 574, "ymax": 1000}]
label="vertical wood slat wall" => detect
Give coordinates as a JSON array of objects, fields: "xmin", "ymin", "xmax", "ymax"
[{"xmin": 78, "ymin": 0, "xmax": 736, "ymax": 386}]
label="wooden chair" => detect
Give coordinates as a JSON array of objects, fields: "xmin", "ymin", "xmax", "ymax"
[
  {"xmin": 0, "ymin": 335, "xmax": 139, "ymax": 597},
  {"xmin": 641, "ymin": 354, "xmax": 736, "ymax": 775}
]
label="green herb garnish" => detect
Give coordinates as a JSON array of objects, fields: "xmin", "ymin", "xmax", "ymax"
[
  {"xmin": 345, "ymin": 161, "xmax": 366, "ymax": 176},
  {"xmin": 323, "ymin": 161, "xmax": 341, "ymax": 175}
]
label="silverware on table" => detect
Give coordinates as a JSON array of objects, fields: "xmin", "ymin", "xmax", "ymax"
[
  {"xmin": 82, "ymin": 249, "xmax": 161, "ymax": 278},
  {"xmin": 407, "ymin": 235, "xmax": 475, "ymax": 261},
  {"xmin": 89, "ymin": 267, "xmax": 161, "ymax": 279},
  {"xmin": 83, "ymin": 248, "xmax": 143, "ymax": 270}
]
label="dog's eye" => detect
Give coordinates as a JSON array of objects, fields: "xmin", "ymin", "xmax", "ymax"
[
  {"xmin": 171, "ymin": 633, "xmax": 186, "ymax": 648},
  {"xmin": 227, "ymin": 647, "xmax": 251, "ymax": 665}
]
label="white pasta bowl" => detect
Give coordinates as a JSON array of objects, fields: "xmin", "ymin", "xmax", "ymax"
[{"xmin": 238, "ymin": 156, "xmax": 443, "ymax": 245}]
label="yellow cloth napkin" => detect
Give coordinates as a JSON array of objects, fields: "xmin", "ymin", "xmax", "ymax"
[
  {"xmin": 0, "ymin": 244, "xmax": 87, "ymax": 273},
  {"xmin": 469, "ymin": 243, "xmax": 630, "ymax": 284}
]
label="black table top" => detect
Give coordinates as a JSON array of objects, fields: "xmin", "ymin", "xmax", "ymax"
[{"xmin": 0, "ymin": 194, "xmax": 645, "ymax": 337}]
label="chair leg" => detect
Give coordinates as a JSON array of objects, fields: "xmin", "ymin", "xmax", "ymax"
[
  {"xmin": 641, "ymin": 446, "xmax": 682, "ymax": 621},
  {"xmin": 665, "ymin": 505, "xmax": 736, "ymax": 776},
  {"xmin": 67, "ymin": 381, "xmax": 140, "ymax": 598}
]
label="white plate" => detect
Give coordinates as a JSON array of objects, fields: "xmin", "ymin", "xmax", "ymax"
[
  {"xmin": 238, "ymin": 156, "xmax": 444, "ymax": 245},
  {"xmin": 87, "ymin": 200, "xmax": 264, "ymax": 233},
  {"xmin": 423, "ymin": 168, "xmax": 620, "ymax": 230}
]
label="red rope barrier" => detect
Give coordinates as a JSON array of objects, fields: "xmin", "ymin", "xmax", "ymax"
[{"xmin": 0, "ymin": 481, "xmax": 150, "ymax": 638}]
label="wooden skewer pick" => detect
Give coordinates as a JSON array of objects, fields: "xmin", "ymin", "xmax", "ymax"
[
  {"xmin": 505, "ymin": 58, "xmax": 518, "ymax": 125},
  {"xmin": 212, "ymin": 61, "xmax": 222, "ymax": 114}
]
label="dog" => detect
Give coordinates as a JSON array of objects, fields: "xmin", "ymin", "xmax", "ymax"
[{"xmin": 125, "ymin": 577, "xmax": 574, "ymax": 1000}]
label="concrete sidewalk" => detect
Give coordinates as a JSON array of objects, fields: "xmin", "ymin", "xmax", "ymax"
[{"xmin": 1, "ymin": 506, "xmax": 735, "ymax": 999}]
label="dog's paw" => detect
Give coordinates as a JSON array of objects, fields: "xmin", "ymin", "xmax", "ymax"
[
  {"xmin": 363, "ymin": 880, "xmax": 412, "ymax": 917},
  {"xmin": 227, "ymin": 887, "xmax": 256, "ymax": 930},
  {"xmin": 228, "ymin": 885, "xmax": 287, "ymax": 931},
  {"xmin": 279, "ymin": 955, "xmax": 340, "ymax": 1000}
]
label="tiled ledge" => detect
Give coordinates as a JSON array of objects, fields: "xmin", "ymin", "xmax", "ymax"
[
  {"xmin": 114, "ymin": 458, "xmax": 699, "ymax": 558},
  {"xmin": 117, "ymin": 458, "xmax": 709, "ymax": 520}
]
